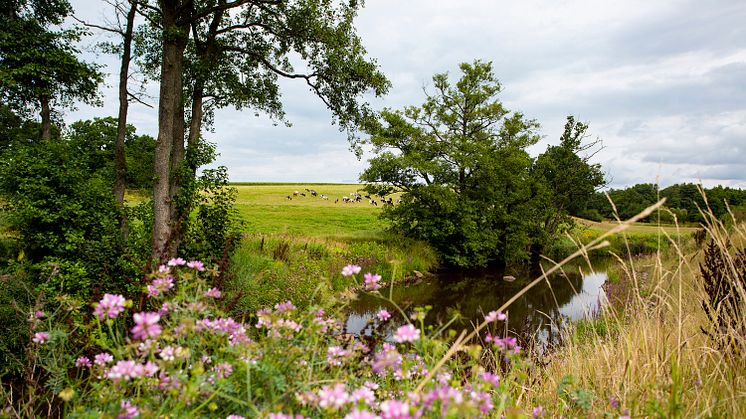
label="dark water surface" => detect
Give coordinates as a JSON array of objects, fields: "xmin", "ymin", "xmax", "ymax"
[{"xmin": 345, "ymin": 263, "xmax": 609, "ymax": 352}]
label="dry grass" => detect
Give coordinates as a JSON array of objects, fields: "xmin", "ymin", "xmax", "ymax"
[{"xmin": 527, "ymin": 203, "xmax": 746, "ymax": 416}]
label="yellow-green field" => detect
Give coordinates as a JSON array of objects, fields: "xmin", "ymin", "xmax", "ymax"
[
  {"xmin": 233, "ymin": 184, "xmax": 392, "ymax": 238},
  {"xmin": 574, "ymin": 216, "xmax": 700, "ymax": 235}
]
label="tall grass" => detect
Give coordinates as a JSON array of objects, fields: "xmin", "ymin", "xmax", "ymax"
[
  {"xmin": 225, "ymin": 233, "xmax": 438, "ymax": 317},
  {"xmin": 523, "ymin": 197, "xmax": 746, "ymax": 416}
]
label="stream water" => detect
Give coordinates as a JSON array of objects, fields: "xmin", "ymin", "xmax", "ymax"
[{"xmin": 345, "ymin": 262, "xmax": 609, "ymax": 353}]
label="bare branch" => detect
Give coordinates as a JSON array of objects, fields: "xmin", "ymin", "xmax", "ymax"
[{"xmin": 127, "ymin": 91, "xmax": 154, "ymax": 108}]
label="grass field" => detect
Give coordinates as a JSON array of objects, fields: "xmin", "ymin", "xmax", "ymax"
[
  {"xmin": 574, "ymin": 216, "xmax": 700, "ymax": 235},
  {"xmin": 233, "ymin": 184, "xmax": 393, "ymax": 238}
]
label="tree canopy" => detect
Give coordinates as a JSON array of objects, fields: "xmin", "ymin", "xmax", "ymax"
[
  {"xmin": 0, "ymin": 0, "xmax": 102, "ymax": 139},
  {"xmin": 361, "ymin": 60, "xmax": 605, "ymax": 269}
]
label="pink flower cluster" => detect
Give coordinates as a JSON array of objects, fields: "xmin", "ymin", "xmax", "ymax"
[
  {"xmin": 131, "ymin": 312, "xmax": 161, "ymax": 341},
  {"xmin": 363, "ymin": 273, "xmax": 382, "ymax": 291},
  {"xmin": 484, "ymin": 310, "xmax": 506, "ymax": 323},
  {"xmin": 327, "ymin": 345, "xmax": 350, "ymax": 366},
  {"xmin": 485, "ymin": 334, "xmax": 520, "ymax": 353},
  {"xmin": 147, "ymin": 276, "xmax": 174, "ymax": 298},
  {"xmin": 341, "ymin": 264, "xmax": 362, "ymax": 277},
  {"xmin": 393, "ymin": 324, "xmax": 420, "ymax": 343},
  {"xmin": 32, "ymin": 332, "xmax": 49, "ymax": 344},
  {"xmin": 196, "ymin": 317, "xmax": 251, "ymax": 346},
  {"xmin": 204, "ymin": 287, "xmax": 222, "ymax": 299},
  {"xmin": 94, "ymin": 294, "xmax": 126, "ymax": 320},
  {"xmin": 105, "ymin": 360, "xmax": 158, "ymax": 381}
]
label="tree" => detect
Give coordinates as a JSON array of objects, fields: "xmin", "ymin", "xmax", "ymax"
[
  {"xmin": 0, "ymin": 0, "xmax": 102, "ymax": 139},
  {"xmin": 361, "ymin": 60, "xmax": 540, "ymax": 269},
  {"xmin": 530, "ymin": 116, "xmax": 605, "ymax": 265},
  {"xmin": 132, "ymin": 0, "xmax": 389, "ymax": 262}
]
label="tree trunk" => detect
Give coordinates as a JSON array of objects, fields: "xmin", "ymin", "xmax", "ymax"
[
  {"xmin": 113, "ymin": 0, "xmax": 137, "ymax": 206},
  {"xmin": 40, "ymin": 96, "xmax": 51, "ymax": 140},
  {"xmin": 152, "ymin": 0, "xmax": 188, "ymax": 262},
  {"xmin": 187, "ymin": 83, "xmax": 203, "ymax": 168}
]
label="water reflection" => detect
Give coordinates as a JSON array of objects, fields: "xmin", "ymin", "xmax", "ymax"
[{"xmin": 345, "ymin": 266, "xmax": 608, "ymax": 352}]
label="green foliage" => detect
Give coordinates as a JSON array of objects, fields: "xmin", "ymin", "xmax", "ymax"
[
  {"xmin": 177, "ymin": 140, "xmax": 242, "ymax": 263},
  {"xmin": 66, "ymin": 117, "xmax": 156, "ymax": 190},
  {"xmin": 0, "ymin": 1, "xmax": 102, "ymax": 121},
  {"xmin": 361, "ymin": 61, "xmax": 603, "ymax": 269},
  {"xmin": 0, "ymin": 137, "xmax": 141, "ymax": 299},
  {"xmin": 584, "ymin": 183, "xmax": 746, "ymax": 224}
]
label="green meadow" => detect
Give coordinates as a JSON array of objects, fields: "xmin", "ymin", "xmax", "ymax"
[{"xmin": 233, "ymin": 183, "xmax": 387, "ymax": 238}]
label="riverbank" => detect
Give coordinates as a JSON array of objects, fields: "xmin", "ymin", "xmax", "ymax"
[{"xmin": 526, "ymin": 218, "xmax": 746, "ymax": 416}]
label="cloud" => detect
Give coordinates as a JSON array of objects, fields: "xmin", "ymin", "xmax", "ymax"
[{"xmin": 64, "ymin": 0, "xmax": 746, "ymax": 187}]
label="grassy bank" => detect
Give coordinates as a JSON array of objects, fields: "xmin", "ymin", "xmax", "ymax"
[
  {"xmin": 526, "ymin": 216, "xmax": 746, "ymax": 416},
  {"xmin": 226, "ymin": 184, "xmax": 435, "ymax": 315}
]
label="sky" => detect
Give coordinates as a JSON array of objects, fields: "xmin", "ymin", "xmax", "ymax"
[{"xmin": 67, "ymin": 0, "xmax": 746, "ymax": 188}]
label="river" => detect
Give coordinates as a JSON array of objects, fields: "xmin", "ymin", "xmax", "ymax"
[{"xmin": 345, "ymin": 262, "xmax": 609, "ymax": 354}]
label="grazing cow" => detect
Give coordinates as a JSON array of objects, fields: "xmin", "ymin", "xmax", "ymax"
[
  {"xmin": 286, "ymin": 195, "xmax": 292, "ymax": 200},
  {"xmin": 309, "ymin": 189, "xmax": 318, "ymax": 196},
  {"xmin": 300, "ymin": 193, "xmax": 306, "ymax": 197},
  {"xmin": 335, "ymin": 199, "xmax": 339, "ymax": 204},
  {"xmin": 320, "ymin": 194, "xmax": 328, "ymax": 200},
  {"xmin": 293, "ymin": 191, "xmax": 299, "ymax": 196}
]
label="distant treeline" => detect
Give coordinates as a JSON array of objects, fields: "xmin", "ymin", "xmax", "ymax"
[{"xmin": 578, "ymin": 183, "xmax": 746, "ymax": 224}]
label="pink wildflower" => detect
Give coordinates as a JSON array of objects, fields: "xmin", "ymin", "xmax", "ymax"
[
  {"xmin": 106, "ymin": 360, "xmax": 144, "ymax": 381},
  {"xmin": 212, "ymin": 362, "xmax": 234, "ymax": 379},
  {"xmin": 274, "ymin": 300, "xmax": 295, "ymax": 312},
  {"xmin": 118, "ymin": 400, "xmax": 139, "ymax": 419},
  {"xmin": 94, "ymin": 352, "xmax": 113, "ymax": 365},
  {"xmin": 484, "ymin": 310, "xmax": 506, "ymax": 323},
  {"xmin": 480, "ymin": 372, "xmax": 500, "ymax": 387},
  {"xmin": 167, "ymin": 257, "xmax": 186, "ymax": 266},
  {"xmin": 377, "ymin": 309, "xmax": 391, "ymax": 321},
  {"xmin": 158, "ymin": 302, "xmax": 172, "ymax": 316},
  {"xmin": 160, "ymin": 346, "xmax": 176, "ymax": 361},
  {"xmin": 187, "ymin": 260, "xmax": 205, "ymax": 271},
  {"xmin": 157, "ymin": 264, "xmax": 169, "ymax": 273},
  {"xmin": 350, "ymin": 386, "xmax": 377, "ymax": 405},
  {"xmin": 363, "ymin": 272, "xmax": 382, "ymax": 290},
  {"xmin": 342, "ymin": 264, "xmax": 362, "ymax": 277},
  {"xmin": 94, "ymin": 294, "xmax": 126, "ymax": 320},
  {"xmin": 75, "ymin": 356, "xmax": 92, "ymax": 368},
  {"xmin": 143, "ymin": 361, "xmax": 159, "ymax": 377},
  {"xmin": 345, "ymin": 409, "xmax": 380, "ymax": 419},
  {"xmin": 147, "ymin": 276, "xmax": 174, "ymax": 298},
  {"xmin": 393, "ymin": 324, "xmax": 420, "ymax": 343},
  {"xmin": 533, "ymin": 406, "xmax": 543, "ymax": 418},
  {"xmin": 317, "ymin": 383, "xmax": 349, "ymax": 410},
  {"xmin": 226, "ymin": 416, "xmax": 245, "ymax": 419},
  {"xmin": 131, "ymin": 312, "xmax": 161, "ymax": 340},
  {"xmin": 379, "ymin": 399, "xmax": 410, "ymax": 419},
  {"xmin": 204, "ymin": 287, "xmax": 222, "ymax": 299},
  {"xmin": 34, "ymin": 310, "xmax": 45, "ymax": 318},
  {"xmin": 32, "ymin": 332, "xmax": 49, "ymax": 344},
  {"xmin": 327, "ymin": 346, "xmax": 349, "ymax": 366}
]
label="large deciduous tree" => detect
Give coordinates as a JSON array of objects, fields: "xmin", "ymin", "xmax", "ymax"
[
  {"xmin": 136, "ymin": 0, "xmax": 389, "ymax": 262},
  {"xmin": 360, "ymin": 60, "xmax": 540, "ymax": 269},
  {"xmin": 361, "ymin": 61, "xmax": 606, "ymax": 270},
  {"xmin": 0, "ymin": 0, "xmax": 102, "ymax": 140}
]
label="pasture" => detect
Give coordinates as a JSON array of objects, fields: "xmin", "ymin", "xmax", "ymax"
[{"xmin": 233, "ymin": 183, "xmax": 393, "ymax": 238}]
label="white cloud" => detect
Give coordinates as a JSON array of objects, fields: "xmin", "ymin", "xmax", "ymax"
[{"xmin": 64, "ymin": 0, "xmax": 746, "ymax": 187}]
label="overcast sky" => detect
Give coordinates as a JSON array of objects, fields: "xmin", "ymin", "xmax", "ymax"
[{"xmin": 67, "ymin": 0, "xmax": 746, "ymax": 188}]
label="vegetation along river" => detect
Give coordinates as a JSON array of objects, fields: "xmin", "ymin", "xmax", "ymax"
[{"xmin": 345, "ymin": 261, "xmax": 610, "ymax": 354}]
